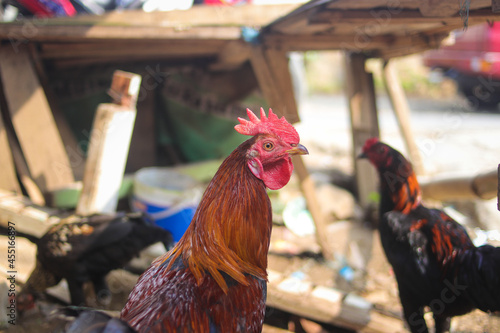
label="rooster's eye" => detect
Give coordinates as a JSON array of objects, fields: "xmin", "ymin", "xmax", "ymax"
[{"xmin": 263, "ymin": 142, "xmax": 274, "ymax": 151}]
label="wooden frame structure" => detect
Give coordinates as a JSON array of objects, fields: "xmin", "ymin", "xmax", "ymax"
[{"xmin": 0, "ymin": 1, "xmax": 500, "ymax": 331}]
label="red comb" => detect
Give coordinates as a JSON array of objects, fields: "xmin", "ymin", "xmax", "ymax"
[
  {"xmin": 363, "ymin": 137, "xmax": 380, "ymax": 152},
  {"xmin": 235, "ymin": 108, "xmax": 299, "ymax": 143}
]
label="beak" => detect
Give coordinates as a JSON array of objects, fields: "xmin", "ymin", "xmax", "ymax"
[
  {"xmin": 357, "ymin": 152, "xmax": 367, "ymax": 159},
  {"xmin": 287, "ymin": 144, "xmax": 309, "ymax": 156}
]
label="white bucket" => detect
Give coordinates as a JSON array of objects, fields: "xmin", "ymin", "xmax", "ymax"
[{"xmin": 131, "ymin": 167, "xmax": 201, "ymax": 241}]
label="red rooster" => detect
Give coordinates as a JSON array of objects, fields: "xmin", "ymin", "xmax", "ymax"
[
  {"xmin": 360, "ymin": 138, "xmax": 500, "ymax": 333},
  {"xmin": 120, "ymin": 108, "xmax": 308, "ymax": 332}
]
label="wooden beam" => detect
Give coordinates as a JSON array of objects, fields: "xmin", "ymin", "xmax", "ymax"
[
  {"xmin": 382, "ymin": 60, "xmax": 424, "ymax": 175},
  {"xmin": 419, "ymin": 0, "xmax": 460, "ymax": 17},
  {"xmin": 263, "ymin": 32, "xmax": 444, "ymax": 54},
  {"xmin": 1, "ymin": 113, "xmax": 45, "ymax": 206},
  {"xmin": 76, "ymin": 71, "xmax": 140, "ymax": 215},
  {"xmin": 28, "ymin": 43, "xmax": 85, "ymax": 180},
  {"xmin": 493, "ymin": 0, "xmax": 500, "ymax": 13},
  {"xmin": 210, "ymin": 40, "xmax": 252, "ymax": 71},
  {"xmin": 309, "ymin": 8, "xmax": 498, "ymax": 25},
  {"xmin": 39, "ymin": 41, "xmax": 226, "ymax": 59},
  {"xmin": 0, "ymin": 45, "xmax": 74, "ymax": 194},
  {"xmin": 421, "ymin": 169, "xmax": 498, "ymax": 201},
  {"xmin": 42, "ymin": 4, "xmax": 301, "ymax": 28},
  {"xmin": 249, "ymin": 45, "xmax": 333, "ymax": 261},
  {"xmin": 0, "ymin": 114, "xmax": 20, "ymax": 194},
  {"xmin": 0, "ymin": 190, "xmax": 60, "ymax": 238},
  {"xmin": 266, "ymin": 270, "xmax": 404, "ymax": 332},
  {"xmin": 262, "ymin": 47, "xmax": 300, "ymax": 123},
  {"xmin": 125, "ymin": 76, "xmax": 157, "ymax": 173},
  {"xmin": 249, "ymin": 45, "xmax": 281, "ymax": 111},
  {"xmin": 0, "ymin": 24, "xmax": 243, "ymax": 42},
  {"xmin": 344, "ymin": 52, "xmax": 380, "ymax": 210}
]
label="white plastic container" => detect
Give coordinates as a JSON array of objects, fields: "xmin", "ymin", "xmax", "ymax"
[{"xmin": 131, "ymin": 167, "xmax": 201, "ymax": 242}]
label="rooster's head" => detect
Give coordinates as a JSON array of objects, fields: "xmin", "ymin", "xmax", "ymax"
[{"xmin": 235, "ymin": 108, "xmax": 308, "ymax": 190}]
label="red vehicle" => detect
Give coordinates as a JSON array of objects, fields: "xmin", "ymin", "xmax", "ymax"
[{"xmin": 423, "ymin": 22, "xmax": 500, "ymax": 109}]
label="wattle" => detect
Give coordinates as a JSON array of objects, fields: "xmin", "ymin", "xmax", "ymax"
[{"xmin": 248, "ymin": 157, "xmax": 293, "ymax": 190}]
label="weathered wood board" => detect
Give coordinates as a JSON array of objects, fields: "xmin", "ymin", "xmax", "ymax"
[{"xmin": 0, "ymin": 45, "xmax": 74, "ymax": 194}]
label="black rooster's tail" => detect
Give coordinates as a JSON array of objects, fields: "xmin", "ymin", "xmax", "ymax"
[
  {"xmin": 457, "ymin": 245, "xmax": 500, "ymax": 313},
  {"xmin": 51, "ymin": 306, "xmax": 136, "ymax": 333}
]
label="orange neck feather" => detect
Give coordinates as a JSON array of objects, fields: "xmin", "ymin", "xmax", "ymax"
[
  {"xmin": 391, "ymin": 171, "xmax": 422, "ymax": 214},
  {"xmin": 163, "ymin": 138, "xmax": 272, "ymax": 293}
]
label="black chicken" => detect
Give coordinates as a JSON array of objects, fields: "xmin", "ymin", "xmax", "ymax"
[
  {"xmin": 360, "ymin": 138, "xmax": 500, "ymax": 333},
  {"xmin": 16, "ymin": 212, "xmax": 173, "ymax": 309}
]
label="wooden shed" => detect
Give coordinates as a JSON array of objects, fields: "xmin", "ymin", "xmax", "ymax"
[{"xmin": 0, "ymin": 1, "xmax": 500, "ymax": 331}]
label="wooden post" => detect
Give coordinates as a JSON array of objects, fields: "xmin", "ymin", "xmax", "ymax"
[
  {"xmin": 382, "ymin": 60, "xmax": 425, "ymax": 175},
  {"xmin": 421, "ymin": 169, "xmax": 498, "ymax": 201},
  {"xmin": 493, "ymin": 0, "xmax": 500, "ymax": 13},
  {"xmin": 250, "ymin": 45, "xmax": 334, "ymax": 261},
  {"xmin": 76, "ymin": 71, "xmax": 141, "ymax": 215},
  {"xmin": 344, "ymin": 52, "xmax": 380, "ymax": 210},
  {"xmin": 0, "ymin": 114, "xmax": 20, "ymax": 194},
  {"xmin": 0, "ymin": 45, "xmax": 74, "ymax": 194},
  {"xmin": 125, "ymin": 75, "xmax": 157, "ymax": 173}
]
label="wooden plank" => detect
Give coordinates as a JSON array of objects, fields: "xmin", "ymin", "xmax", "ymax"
[
  {"xmin": 263, "ymin": 34, "xmax": 395, "ymax": 52},
  {"xmin": 28, "ymin": 43, "xmax": 85, "ymax": 180},
  {"xmin": 261, "ymin": 325, "xmax": 293, "ymax": 333},
  {"xmin": 76, "ymin": 71, "xmax": 140, "ymax": 215},
  {"xmin": 0, "ymin": 190, "xmax": 60, "ymax": 238},
  {"xmin": 308, "ymin": 8, "xmax": 498, "ymax": 25},
  {"xmin": 262, "ymin": 47, "xmax": 300, "ymax": 123},
  {"xmin": 266, "ymin": 270, "xmax": 403, "ymax": 333},
  {"xmin": 263, "ymin": 33, "xmax": 444, "ymax": 54},
  {"xmin": 210, "ymin": 40, "xmax": 252, "ymax": 71},
  {"xmin": 249, "ymin": 45, "xmax": 333, "ymax": 261},
  {"xmin": 125, "ymin": 76, "xmax": 157, "ymax": 173},
  {"xmin": 0, "ymin": 25, "xmax": 243, "ymax": 42},
  {"xmin": 0, "ymin": 76, "xmax": 44, "ymax": 204},
  {"xmin": 344, "ymin": 53, "xmax": 380, "ymax": 210},
  {"xmin": 419, "ymin": 0, "xmax": 461, "ymax": 17},
  {"xmin": 1, "ymin": 112, "xmax": 45, "ymax": 206},
  {"xmin": 493, "ymin": 0, "xmax": 500, "ymax": 13},
  {"xmin": 39, "ymin": 41, "xmax": 226, "ymax": 59},
  {"xmin": 0, "ymin": 112, "xmax": 20, "ymax": 193},
  {"xmin": 420, "ymin": 170, "xmax": 498, "ymax": 201},
  {"xmin": 39, "ymin": 4, "xmax": 301, "ymax": 28},
  {"xmin": 0, "ymin": 45, "xmax": 74, "ymax": 194},
  {"xmin": 382, "ymin": 60, "xmax": 424, "ymax": 175},
  {"xmin": 249, "ymin": 45, "xmax": 281, "ymax": 112},
  {"xmin": 326, "ymin": 0, "xmax": 490, "ymax": 10}
]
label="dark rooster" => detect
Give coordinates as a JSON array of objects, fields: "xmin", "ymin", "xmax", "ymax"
[
  {"xmin": 18, "ymin": 212, "xmax": 173, "ymax": 309},
  {"xmin": 120, "ymin": 108, "xmax": 308, "ymax": 332},
  {"xmin": 360, "ymin": 137, "xmax": 500, "ymax": 333}
]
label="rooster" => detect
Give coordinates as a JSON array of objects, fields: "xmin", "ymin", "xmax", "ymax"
[
  {"xmin": 17, "ymin": 212, "xmax": 173, "ymax": 310},
  {"xmin": 360, "ymin": 138, "xmax": 500, "ymax": 333},
  {"xmin": 120, "ymin": 108, "xmax": 308, "ymax": 332}
]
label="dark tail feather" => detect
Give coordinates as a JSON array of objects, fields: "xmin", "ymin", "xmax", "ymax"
[
  {"xmin": 50, "ymin": 306, "xmax": 136, "ymax": 333},
  {"xmin": 458, "ymin": 245, "xmax": 500, "ymax": 312}
]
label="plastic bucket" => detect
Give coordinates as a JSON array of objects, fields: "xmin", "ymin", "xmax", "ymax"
[{"xmin": 131, "ymin": 167, "xmax": 201, "ymax": 242}]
